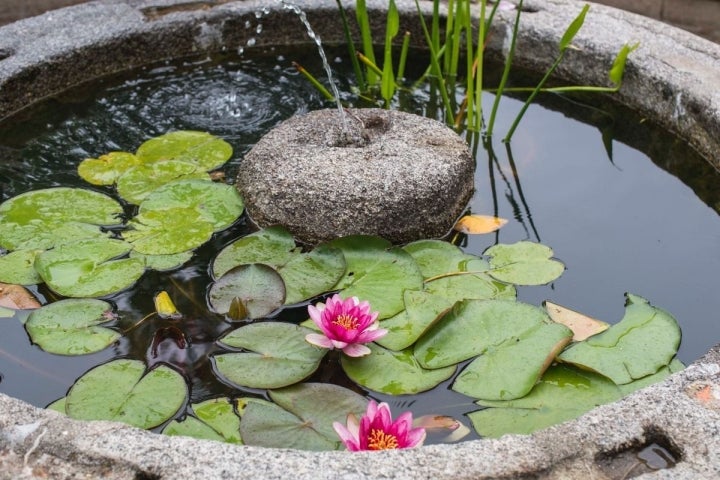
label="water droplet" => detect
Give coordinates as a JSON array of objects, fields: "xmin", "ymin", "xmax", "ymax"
[
  {"xmin": 244, "ymin": 20, "xmax": 251, "ymax": 29},
  {"xmin": 255, "ymin": 10, "xmax": 263, "ymax": 19},
  {"xmin": 247, "ymin": 38, "xmax": 256, "ymax": 47},
  {"xmin": 237, "ymin": 47, "xmax": 244, "ymax": 55},
  {"xmin": 256, "ymin": 24, "xmax": 263, "ymax": 34}
]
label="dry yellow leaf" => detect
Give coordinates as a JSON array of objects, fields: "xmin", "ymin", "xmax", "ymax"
[
  {"xmin": 0, "ymin": 282, "xmax": 41, "ymax": 310},
  {"xmin": 453, "ymin": 215, "xmax": 508, "ymax": 234},
  {"xmin": 544, "ymin": 301, "xmax": 610, "ymax": 341}
]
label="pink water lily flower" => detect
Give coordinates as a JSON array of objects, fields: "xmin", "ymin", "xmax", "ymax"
[
  {"xmin": 305, "ymin": 294, "xmax": 387, "ymax": 357},
  {"xmin": 333, "ymin": 400, "xmax": 427, "ymax": 451}
]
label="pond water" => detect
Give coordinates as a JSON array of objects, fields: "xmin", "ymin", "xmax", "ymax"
[{"xmin": 0, "ymin": 47, "xmax": 718, "ymax": 444}]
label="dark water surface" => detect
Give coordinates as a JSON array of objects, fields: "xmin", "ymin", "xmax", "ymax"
[{"xmin": 0, "ymin": 49, "xmax": 718, "ymax": 440}]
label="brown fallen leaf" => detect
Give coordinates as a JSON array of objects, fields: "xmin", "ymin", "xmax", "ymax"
[
  {"xmin": 453, "ymin": 215, "xmax": 508, "ymax": 234},
  {"xmin": 543, "ymin": 300, "xmax": 609, "ymax": 341},
  {"xmin": 413, "ymin": 415, "xmax": 471, "ymax": 443},
  {"xmin": 0, "ymin": 282, "xmax": 41, "ymax": 310}
]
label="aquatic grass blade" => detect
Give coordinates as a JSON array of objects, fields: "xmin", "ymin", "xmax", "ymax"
[
  {"xmin": 381, "ymin": 0, "xmax": 400, "ymax": 106},
  {"xmin": 335, "ymin": 0, "xmax": 366, "ymax": 92},
  {"xmin": 356, "ymin": 0, "xmax": 377, "ymax": 85}
]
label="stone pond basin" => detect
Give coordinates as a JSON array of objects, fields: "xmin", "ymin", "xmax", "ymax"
[{"xmin": 0, "ymin": 0, "xmax": 719, "ymax": 478}]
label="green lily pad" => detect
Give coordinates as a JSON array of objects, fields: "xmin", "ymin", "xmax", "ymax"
[
  {"xmin": 484, "ymin": 241, "xmax": 565, "ymax": 285},
  {"xmin": 0, "ymin": 249, "xmax": 43, "ymax": 285},
  {"xmin": 138, "ymin": 179, "xmax": 244, "ymax": 231},
  {"xmin": 163, "ymin": 397, "xmax": 242, "ymax": 444},
  {"xmin": 403, "ymin": 239, "xmax": 483, "ymax": 278},
  {"xmin": 213, "ymin": 227, "xmax": 346, "ymax": 305},
  {"xmin": 214, "ymin": 322, "xmax": 326, "ymax": 389},
  {"xmin": 328, "ymin": 235, "xmax": 424, "ymax": 319},
  {"xmin": 46, "ymin": 397, "xmax": 67, "ymax": 414},
  {"xmin": 65, "ymin": 359, "xmax": 187, "ymax": 429},
  {"xmin": 267, "ymin": 383, "xmax": 368, "ymax": 444},
  {"xmin": 375, "ymin": 290, "xmax": 456, "ymax": 351},
  {"xmin": 136, "ymin": 130, "xmax": 233, "ymax": 171},
  {"xmin": 116, "ymin": 160, "xmax": 210, "ymax": 205},
  {"xmin": 25, "ymin": 298, "xmax": 120, "ymax": 355},
  {"xmin": 0, "ymin": 188, "xmax": 122, "ymax": 250},
  {"xmin": 208, "ymin": 264, "xmax": 286, "ymax": 318},
  {"xmin": 0, "ymin": 306, "xmax": 14, "ymax": 318},
  {"xmin": 424, "ymin": 272, "xmax": 516, "ymax": 302},
  {"xmin": 35, "ymin": 238, "xmax": 145, "ymax": 298},
  {"xmin": 341, "ymin": 343, "xmax": 455, "ymax": 395},
  {"xmin": 452, "ymin": 322, "xmax": 572, "ymax": 400},
  {"xmin": 123, "ymin": 208, "xmax": 215, "ymax": 255},
  {"xmin": 130, "ymin": 250, "xmax": 194, "ymax": 272},
  {"xmin": 468, "ymin": 362, "xmax": 681, "ymax": 437},
  {"xmin": 239, "ymin": 399, "xmax": 338, "ymax": 451},
  {"xmin": 77, "ymin": 151, "xmax": 140, "ymax": 186},
  {"xmin": 414, "ymin": 299, "xmax": 553, "ymax": 369},
  {"xmin": 558, "ymin": 294, "xmax": 682, "ymax": 384}
]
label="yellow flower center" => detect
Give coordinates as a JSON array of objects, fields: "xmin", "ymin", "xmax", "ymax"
[
  {"xmin": 367, "ymin": 429, "xmax": 399, "ymax": 450},
  {"xmin": 332, "ymin": 314, "xmax": 360, "ymax": 331}
]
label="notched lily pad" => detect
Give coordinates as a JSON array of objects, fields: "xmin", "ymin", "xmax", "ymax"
[
  {"xmin": 341, "ymin": 343, "xmax": 455, "ymax": 395},
  {"xmin": 0, "ymin": 250, "xmax": 43, "ymax": 285},
  {"xmin": 558, "ymin": 294, "xmax": 681, "ymax": 384},
  {"xmin": 25, "ymin": 298, "xmax": 120, "ymax": 355},
  {"xmin": 77, "ymin": 151, "xmax": 140, "ymax": 186},
  {"xmin": 65, "ymin": 359, "xmax": 187, "ymax": 429},
  {"xmin": 116, "ymin": 160, "xmax": 210, "ymax": 205},
  {"xmin": 136, "ymin": 130, "xmax": 233, "ymax": 171},
  {"xmin": 163, "ymin": 397, "xmax": 242, "ymax": 443},
  {"xmin": 213, "ymin": 322, "xmax": 326, "ymax": 389},
  {"xmin": 208, "ymin": 263, "xmax": 286, "ymax": 319},
  {"xmin": 34, "ymin": 238, "xmax": 145, "ymax": 298},
  {"xmin": 484, "ymin": 241, "xmax": 565, "ymax": 285}
]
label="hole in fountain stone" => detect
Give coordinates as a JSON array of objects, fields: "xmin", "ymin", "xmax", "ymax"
[
  {"xmin": 0, "ymin": 45, "xmax": 717, "ymax": 450},
  {"xmin": 0, "ymin": 48, "xmax": 14, "ymax": 61},
  {"xmin": 595, "ymin": 428, "xmax": 682, "ymax": 478}
]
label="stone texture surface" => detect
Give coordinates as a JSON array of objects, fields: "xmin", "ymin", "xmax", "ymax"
[
  {"xmin": 0, "ymin": 1, "xmax": 718, "ymax": 479},
  {"xmin": 237, "ymin": 108, "xmax": 474, "ymax": 244}
]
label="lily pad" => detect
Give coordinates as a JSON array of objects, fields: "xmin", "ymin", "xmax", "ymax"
[
  {"xmin": 124, "ymin": 208, "xmax": 215, "ymax": 255},
  {"xmin": 25, "ymin": 298, "xmax": 120, "ymax": 355},
  {"xmin": 46, "ymin": 397, "xmax": 67, "ymax": 414},
  {"xmin": 558, "ymin": 294, "xmax": 681, "ymax": 384},
  {"xmin": 403, "ymin": 239, "xmax": 481, "ymax": 278},
  {"xmin": 328, "ymin": 236, "xmax": 424, "ymax": 319},
  {"xmin": 136, "ymin": 130, "xmax": 233, "ymax": 171},
  {"xmin": 213, "ymin": 322, "xmax": 326, "ymax": 389},
  {"xmin": 34, "ymin": 238, "xmax": 145, "ymax": 298},
  {"xmin": 116, "ymin": 160, "xmax": 210, "ymax": 205},
  {"xmin": 65, "ymin": 359, "xmax": 187, "ymax": 429},
  {"xmin": 484, "ymin": 241, "xmax": 565, "ymax": 285},
  {"xmin": 0, "ymin": 306, "xmax": 14, "ymax": 318},
  {"xmin": 341, "ymin": 343, "xmax": 455, "ymax": 395},
  {"xmin": 130, "ymin": 250, "xmax": 194, "ymax": 272},
  {"xmin": 468, "ymin": 362, "xmax": 681, "ymax": 437},
  {"xmin": 0, "ymin": 250, "xmax": 43, "ymax": 285},
  {"xmin": 138, "ymin": 179, "xmax": 244, "ymax": 231},
  {"xmin": 208, "ymin": 263, "xmax": 286, "ymax": 319},
  {"xmin": 375, "ymin": 290, "xmax": 456, "ymax": 351},
  {"xmin": 239, "ymin": 399, "xmax": 338, "ymax": 451},
  {"xmin": 414, "ymin": 299, "xmax": 553, "ymax": 369},
  {"xmin": 424, "ymin": 272, "xmax": 516, "ymax": 302},
  {"xmin": 77, "ymin": 151, "xmax": 140, "ymax": 186},
  {"xmin": 213, "ymin": 227, "xmax": 346, "ymax": 305},
  {"xmin": 0, "ymin": 188, "xmax": 122, "ymax": 250},
  {"xmin": 452, "ymin": 322, "xmax": 572, "ymax": 400},
  {"xmin": 163, "ymin": 397, "xmax": 242, "ymax": 444}
]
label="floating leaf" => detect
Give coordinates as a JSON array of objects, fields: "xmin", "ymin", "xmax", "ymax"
[
  {"xmin": 77, "ymin": 151, "xmax": 140, "ymax": 186},
  {"xmin": 163, "ymin": 397, "xmax": 241, "ymax": 444},
  {"xmin": 65, "ymin": 359, "xmax": 187, "ymax": 429},
  {"xmin": 239, "ymin": 399, "xmax": 338, "ymax": 451},
  {"xmin": 484, "ymin": 241, "xmax": 565, "ymax": 285},
  {"xmin": 0, "ymin": 282, "xmax": 41, "ymax": 310},
  {"xmin": 0, "ymin": 250, "xmax": 43, "ymax": 285},
  {"xmin": 414, "ymin": 299, "xmax": 552, "ymax": 369},
  {"xmin": 138, "ymin": 179, "xmax": 244, "ymax": 231},
  {"xmin": 46, "ymin": 397, "xmax": 67, "ymax": 414},
  {"xmin": 136, "ymin": 130, "xmax": 233, "ymax": 171},
  {"xmin": 130, "ymin": 250, "xmax": 193, "ymax": 272},
  {"xmin": 0, "ymin": 188, "xmax": 121, "ymax": 250},
  {"xmin": 34, "ymin": 238, "xmax": 145, "ymax": 298},
  {"xmin": 558, "ymin": 294, "xmax": 681, "ymax": 384},
  {"xmin": 116, "ymin": 160, "xmax": 209, "ymax": 204},
  {"xmin": 0, "ymin": 306, "xmax": 14, "ymax": 318},
  {"xmin": 452, "ymin": 322, "xmax": 572, "ymax": 400},
  {"xmin": 544, "ymin": 300, "xmax": 609, "ymax": 341},
  {"xmin": 453, "ymin": 215, "xmax": 508, "ymax": 235},
  {"xmin": 376, "ymin": 290, "xmax": 455, "ymax": 351},
  {"xmin": 469, "ymin": 363, "xmax": 679, "ymax": 437},
  {"xmin": 213, "ymin": 322, "xmax": 325, "ymax": 389},
  {"xmin": 341, "ymin": 343, "xmax": 455, "ymax": 395},
  {"xmin": 213, "ymin": 227, "xmax": 345, "ymax": 305},
  {"xmin": 329, "ymin": 235, "xmax": 423, "ymax": 319},
  {"xmin": 424, "ymin": 271, "xmax": 516, "ymax": 302},
  {"xmin": 208, "ymin": 264, "xmax": 286, "ymax": 318},
  {"xmin": 124, "ymin": 208, "xmax": 215, "ymax": 255},
  {"xmin": 413, "ymin": 415, "xmax": 471, "ymax": 443},
  {"xmin": 403, "ymin": 239, "xmax": 483, "ymax": 278},
  {"xmin": 25, "ymin": 298, "xmax": 120, "ymax": 355}
]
